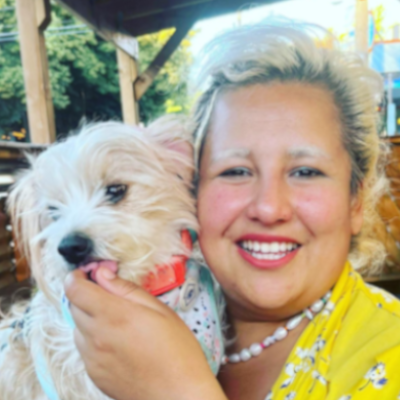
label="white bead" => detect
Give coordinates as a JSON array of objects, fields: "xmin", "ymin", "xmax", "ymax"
[
  {"xmin": 325, "ymin": 291, "xmax": 332, "ymax": 300},
  {"xmin": 273, "ymin": 327, "xmax": 288, "ymax": 341},
  {"xmin": 240, "ymin": 349, "xmax": 252, "ymax": 361},
  {"xmin": 326, "ymin": 301, "xmax": 335, "ymax": 311},
  {"xmin": 263, "ymin": 336, "xmax": 275, "ymax": 347},
  {"xmin": 287, "ymin": 315, "xmax": 303, "ymax": 330},
  {"xmin": 228, "ymin": 354, "xmax": 240, "ymax": 363},
  {"xmin": 249, "ymin": 343, "xmax": 263, "ymax": 356},
  {"xmin": 305, "ymin": 309, "xmax": 314, "ymax": 320},
  {"xmin": 310, "ymin": 300, "xmax": 323, "ymax": 313}
]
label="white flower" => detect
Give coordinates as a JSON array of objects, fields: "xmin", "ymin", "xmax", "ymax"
[
  {"xmin": 280, "ymin": 363, "xmax": 302, "ymax": 388},
  {"xmin": 311, "ymin": 370, "xmax": 327, "ymax": 385},
  {"xmin": 284, "ymin": 392, "xmax": 296, "ymax": 400},
  {"xmin": 295, "ymin": 335, "xmax": 326, "ymax": 371},
  {"xmin": 338, "ymin": 396, "xmax": 351, "ymax": 400},
  {"xmin": 364, "ymin": 362, "xmax": 388, "ymax": 389}
]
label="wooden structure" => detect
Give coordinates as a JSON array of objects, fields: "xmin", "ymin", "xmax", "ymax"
[{"xmin": 15, "ymin": 0, "xmax": 281, "ymax": 138}]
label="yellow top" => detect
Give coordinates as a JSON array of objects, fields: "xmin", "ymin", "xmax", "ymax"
[{"xmin": 268, "ymin": 262, "xmax": 400, "ymax": 400}]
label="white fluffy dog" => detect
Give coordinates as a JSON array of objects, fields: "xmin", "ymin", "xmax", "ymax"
[{"xmin": 0, "ymin": 118, "xmax": 202, "ymax": 400}]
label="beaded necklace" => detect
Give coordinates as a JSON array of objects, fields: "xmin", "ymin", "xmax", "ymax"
[{"xmin": 222, "ymin": 290, "xmax": 332, "ymax": 364}]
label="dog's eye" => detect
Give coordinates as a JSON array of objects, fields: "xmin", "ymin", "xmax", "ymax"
[
  {"xmin": 47, "ymin": 206, "xmax": 60, "ymax": 221},
  {"xmin": 105, "ymin": 184, "xmax": 128, "ymax": 204}
]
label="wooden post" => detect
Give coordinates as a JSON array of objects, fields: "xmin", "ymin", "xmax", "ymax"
[
  {"xmin": 134, "ymin": 19, "xmax": 194, "ymax": 101},
  {"xmin": 355, "ymin": 0, "xmax": 369, "ymax": 62},
  {"xmin": 15, "ymin": 0, "xmax": 56, "ymax": 144},
  {"xmin": 117, "ymin": 49, "xmax": 139, "ymax": 125}
]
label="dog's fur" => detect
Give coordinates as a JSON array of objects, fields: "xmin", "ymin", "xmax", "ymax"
[{"xmin": 0, "ymin": 117, "xmax": 197, "ymax": 400}]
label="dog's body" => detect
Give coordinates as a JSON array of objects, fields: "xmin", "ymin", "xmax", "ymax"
[{"xmin": 0, "ymin": 119, "xmax": 222, "ymax": 400}]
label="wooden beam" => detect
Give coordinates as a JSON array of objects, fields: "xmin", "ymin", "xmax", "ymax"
[
  {"xmin": 117, "ymin": 48, "xmax": 139, "ymax": 125},
  {"xmin": 15, "ymin": 0, "xmax": 56, "ymax": 144},
  {"xmin": 35, "ymin": 0, "xmax": 51, "ymax": 30},
  {"xmin": 134, "ymin": 18, "xmax": 194, "ymax": 100}
]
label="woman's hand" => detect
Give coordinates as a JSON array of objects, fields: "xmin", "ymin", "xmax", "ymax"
[{"xmin": 64, "ymin": 267, "xmax": 227, "ymax": 400}]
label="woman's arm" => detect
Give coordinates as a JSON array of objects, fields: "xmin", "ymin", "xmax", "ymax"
[{"xmin": 64, "ymin": 267, "xmax": 227, "ymax": 400}]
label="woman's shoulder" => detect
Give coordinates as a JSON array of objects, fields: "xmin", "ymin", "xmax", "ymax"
[
  {"xmin": 339, "ymin": 275, "xmax": 400, "ymax": 343},
  {"xmin": 330, "ymin": 274, "xmax": 400, "ymax": 362}
]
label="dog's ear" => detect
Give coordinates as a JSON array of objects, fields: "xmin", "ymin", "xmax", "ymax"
[
  {"xmin": 146, "ymin": 116, "xmax": 194, "ymax": 184},
  {"xmin": 7, "ymin": 155, "xmax": 44, "ymax": 291}
]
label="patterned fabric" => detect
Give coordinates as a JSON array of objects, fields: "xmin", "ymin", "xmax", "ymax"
[
  {"xmin": 158, "ymin": 259, "xmax": 224, "ymax": 374},
  {"xmin": 266, "ymin": 261, "xmax": 400, "ymax": 400}
]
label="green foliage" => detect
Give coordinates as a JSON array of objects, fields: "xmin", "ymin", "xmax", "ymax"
[
  {"xmin": 0, "ymin": 0, "xmax": 194, "ymax": 139},
  {"xmin": 0, "ymin": 0, "xmax": 25, "ymax": 131},
  {"xmin": 138, "ymin": 29, "xmax": 195, "ymax": 123}
]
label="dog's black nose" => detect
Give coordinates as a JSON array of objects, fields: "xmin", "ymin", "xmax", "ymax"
[{"xmin": 58, "ymin": 233, "xmax": 93, "ymax": 265}]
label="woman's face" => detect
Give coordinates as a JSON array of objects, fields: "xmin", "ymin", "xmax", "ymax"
[{"xmin": 197, "ymin": 82, "xmax": 363, "ymax": 320}]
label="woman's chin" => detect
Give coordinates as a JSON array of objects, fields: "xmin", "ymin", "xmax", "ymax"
[{"xmin": 225, "ymin": 284, "xmax": 302, "ymax": 319}]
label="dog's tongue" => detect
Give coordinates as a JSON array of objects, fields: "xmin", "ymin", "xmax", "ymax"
[{"xmin": 79, "ymin": 260, "xmax": 118, "ymax": 283}]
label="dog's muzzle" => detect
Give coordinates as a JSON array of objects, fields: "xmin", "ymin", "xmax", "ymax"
[{"xmin": 58, "ymin": 232, "xmax": 93, "ymax": 266}]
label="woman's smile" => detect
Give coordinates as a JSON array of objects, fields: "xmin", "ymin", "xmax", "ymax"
[{"xmin": 236, "ymin": 234, "xmax": 301, "ymax": 269}]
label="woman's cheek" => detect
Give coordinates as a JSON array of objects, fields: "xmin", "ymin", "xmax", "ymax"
[
  {"xmin": 198, "ymin": 183, "xmax": 250, "ymax": 235},
  {"xmin": 294, "ymin": 185, "xmax": 351, "ymax": 233}
]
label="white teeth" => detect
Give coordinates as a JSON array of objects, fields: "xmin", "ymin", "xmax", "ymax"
[
  {"xmin": 261, "ymin": 243, "xmax": 270, "ymax": 253},
  {"xmin": 271, "ymin": 242, "xmax": 279, "ymax": 252},
  {"xmin": 252, "ymin": 253, "xmax": 286, "ymax": 260},
  {"xmin": 240, "ymin": 240, "xmax": 298, "ymax": 255}
]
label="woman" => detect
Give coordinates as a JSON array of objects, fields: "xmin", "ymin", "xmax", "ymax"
[{"xmin": 65, "ymin": 21, "xmax": 400, "ymax": 400}]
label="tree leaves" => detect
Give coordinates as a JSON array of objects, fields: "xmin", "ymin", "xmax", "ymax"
[{"xmin": 0, "ymin": 0, "xmax": 194, "ymax": 139}]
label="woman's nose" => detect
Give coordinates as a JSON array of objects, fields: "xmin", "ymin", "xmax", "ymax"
[{"xmin": 246, "ymin": 176, "xmax": 293, "ymax": 225}]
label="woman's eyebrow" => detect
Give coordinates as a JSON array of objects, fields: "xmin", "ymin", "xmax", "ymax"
[
  {"xmin": 212, "ymin": 148, "xmax": 250, "ymax": 162},
  {"xmin": 287, "ymin": 146, "xmax": 331, "ymax": 160}
]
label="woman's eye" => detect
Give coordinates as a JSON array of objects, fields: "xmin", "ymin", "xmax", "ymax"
[
  {"xmin": 219, "ymin": 167, "xmax": 251, "ymax": 177},
  {"xmin": 106, "ymin": 184, "xmax": 128, "ymax": 204},
  {"xmin": 291, "ymin": 167, "xmax": 323, "ymax": 178}
]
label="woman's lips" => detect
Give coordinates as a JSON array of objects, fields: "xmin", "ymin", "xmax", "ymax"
[{"xmin": 236, "ymin": 234, "xmax": 301, "ymax": 269}]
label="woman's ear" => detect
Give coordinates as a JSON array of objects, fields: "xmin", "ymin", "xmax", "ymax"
[{"xmin": 350, "ymin": 185, "xmax": 364, "ymax": 236}]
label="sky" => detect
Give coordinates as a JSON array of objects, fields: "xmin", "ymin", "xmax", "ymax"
[{"xmin": 191, "ymin": 0, "xmax": 400, "ymax": 55}]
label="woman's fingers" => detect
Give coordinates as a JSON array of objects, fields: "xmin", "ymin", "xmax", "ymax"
[{"xmin": 64, "ymin": 268, "xmax": 169, "ymax": 318}]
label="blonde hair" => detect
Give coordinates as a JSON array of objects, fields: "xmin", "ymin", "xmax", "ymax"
[{"xmin": 191, "ymin": 19, "xmax": 388, "ymax": 273}]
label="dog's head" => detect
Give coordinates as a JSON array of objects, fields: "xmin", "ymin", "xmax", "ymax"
[{"xmin": 8, "ymin": 117, "xmax": 197, "ymax": 301}]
